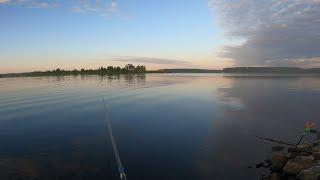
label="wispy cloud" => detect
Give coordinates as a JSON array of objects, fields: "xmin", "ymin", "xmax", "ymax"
[
  {"xmin": 209, "ymin": 0, "xmax": 320, "ymax": 67},
  {"xmin": 72, "ymin": 0, "xmax": 119, "ymax": 18},
  {"xmin": 0, "ymin": 0, "xmax": 119, "ymax": 18},
  {"xmin": 108, "ymin": 56, "xmax": 192, "ymax": 65},
  {"xmin": 0, "ymin": 0, "xmax": 60, "ymax": 8}
]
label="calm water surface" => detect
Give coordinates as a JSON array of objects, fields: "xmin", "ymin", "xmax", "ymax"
[{"xmin": 1, "ymin": 73, "xmax": 320, "ymax": 179}]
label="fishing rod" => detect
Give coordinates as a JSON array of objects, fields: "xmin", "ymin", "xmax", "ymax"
[
  {"xmin": 239, "ymin": 126, "xmax": 317, "ymax": 147},
  {"xmin": 102, "ymin": 98, "xmax": 127, "ymax": 180},
  {"xmin": 254, "ymin": 135, "xmax": 295, "ymax": 146},
  {"xmin": 238, "ymin": 128, "xmax": 296, "ymax": 146}
]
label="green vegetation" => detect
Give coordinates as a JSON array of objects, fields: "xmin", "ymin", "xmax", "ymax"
[
  {"xmin": 3, "ymin": 66, "xmax": 320, "ymax": 78},
  {"xmin": 0, "ymin": 64, "xmax": 146, "ymax": 78}
]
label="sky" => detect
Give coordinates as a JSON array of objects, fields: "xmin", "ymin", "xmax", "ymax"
[{"xmin": 0, "ymin": 0, "xmax": 319, "ymax": 73}]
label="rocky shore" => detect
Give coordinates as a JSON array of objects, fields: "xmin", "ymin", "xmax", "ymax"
[{"xmin": 260, "ymin": 141, "xmax": 320, "ymax": 180}]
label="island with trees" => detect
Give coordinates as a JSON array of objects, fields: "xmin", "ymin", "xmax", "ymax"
[
  {"xmin": 0, "ymin": 64, "xmax": 146, "ymax": 78},
  {"xmin": 2, "ymin": 66, "xmax": 320, "ymax": 78}
]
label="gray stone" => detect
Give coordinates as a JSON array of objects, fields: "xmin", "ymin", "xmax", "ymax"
[
  {"xmin": 283, "ymin": 156, "xmax": 315, "ymax": 175},
  {"xmin": 295, "ymin": 155, "xmax": 315, "ymax": 163},
  {"xmin": 261, "ymin": 174, "xmax": 271, "ymax": 180},
  {"xmin": 260, "ymin": 173, "xmax": 281, "ymax": 180},
  {"xmin": 288, "ymin": 153, "xmax": 297, "ymax": 159},
  {"xmin": 299, "ymin": 152, "xmax": 313, "ymax": 156},
  {"xmin": 287, "ymin": 176, "xmax": 297, "ymax": 180},
  {"xmin": 296, "ymin": 144, "xmax": 311, "ymax": 152},
  {"xmin": 271, "ymin": 154, "xmax": 288, "ymax": 171},
  {"xmin": 312, "ymin": 151, "xmax": 320, "ymax": 160},
  {"xmin": 269, "ymin": 173, "xmax": 281, "ymax": 180},
  {"xmin": 312, "ymin": 146, "xmax": 320, "ymax": 152},
  {"xmin": 297, "ymin": 166, "xmax": 320, "ymax": 180}
]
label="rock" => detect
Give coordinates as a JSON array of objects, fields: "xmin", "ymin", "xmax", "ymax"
[
  {"xmin": 296, "ymin": 144, "xmax": 311, "ymax": 152},
  {"xmin": 283, "ymin": 161, "xmax": 306, "ymax": 175},
  {"xmin": 314, "ymin": 160, "xmax": 320, "ymax": 166},
  {"xmin": 294, "ymin": 155, "xmax": 315, "ymax": 163},
  {"xmin": 312, "ymin": 146, "xmax": 320, "ymax": 152},
  {"xmin": 288, "ymin": 153, "xmax": 297, "ymax": 159},
  {"xmin": 261, "ymin": 174, "xmax": 270, "ymax": 180},
  {"xmin": 287, "ymin": 176, "xmax": 297, "ymax": 180},
  {"xmin": 288, "ymin": 144, "xmax": 311, "ymax": 153},
  {"xmin": 283, "ymin": 156, "xmax": 315, "ymax": 175},
  {"xmin": 288, "ymin": 147, "xmax": 297, "ymax": 153},
  {"xmin": 297, "ymin": 166, "xmax": 320, "ymax": 180},
  {"xmin": 313, "ymin": 142, "xmax": 320, "ymax": 146},
  {"xmin": 312, "ymin": 151, "xmax": 320, "ymax": 160},
  {"xmin": 269, "ymin": 173, "xmax": 281, "ymax": 180},
  {"xmin": 271, "ymin": 154, "xmax": 288, "ymax": 171},
  {"xmin": 283, "ymin": 161, "xmax": 307, "ymax": 175},
  {"xmin": 299, "ymin": 152, "xmax": 313, "ymax": 156},
  {"xmin": 260, "ymin": 140, "xmax": 320, "ymax": 179},
  {"xmin": 261, "ymin": 173, "xmax": 281, "ymax": 180}
]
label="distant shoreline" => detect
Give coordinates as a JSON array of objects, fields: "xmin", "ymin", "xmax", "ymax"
[{"xmin": 2, "ymin": 66, "xmax": 320, "ymax": 78}]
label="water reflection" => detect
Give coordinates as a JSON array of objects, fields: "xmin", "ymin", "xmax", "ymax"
[
  {"xmin": 199, "ymin": 75, "xmax": 320, "ymax": 179},
  {"xmin": 1, "ymin": 74, "xmax": 320, "ymax": 179}
]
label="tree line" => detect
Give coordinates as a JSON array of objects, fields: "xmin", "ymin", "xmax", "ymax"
[
  {"xmin": 0, "ymin": 64, "xmax": 147, "ymax": 78},
  {"xmin": 45, "ymin": 64, "xmax": 146, "ymax": 75}
]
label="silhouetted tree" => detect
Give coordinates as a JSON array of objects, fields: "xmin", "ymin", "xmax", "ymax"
[
  {"xmin": 125, "ymin": 64, "xmax": 135, "ymax": 72},
  {"xmin": 115, "ymin": 66, "xmax": 121, "ymax": 72},
  {"xmin": 107, "ymin": 66, "xmax": 114, "ymax": 73},
  {"xmin": 134, "ymin": 65, "xmax": 146, "ymax": 72},
  {"xmin": 7, "ymin": 64, "xmax": 147, "ymax": 78}
]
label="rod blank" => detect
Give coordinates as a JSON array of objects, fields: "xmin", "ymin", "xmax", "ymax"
[{"xmin": 102, "ymin": 98, "xmax": 127, "ymax": 180}]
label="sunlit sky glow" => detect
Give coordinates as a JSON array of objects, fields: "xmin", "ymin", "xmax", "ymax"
[{"xmin": 1, "ymin": 0, "xmax": 319, "ymax": 73}]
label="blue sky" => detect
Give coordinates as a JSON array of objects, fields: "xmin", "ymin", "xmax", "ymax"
[
  {"xmin": 0, "ymin": 0, "xmax": 228, "ymax": 73},
  {"xmin": 1, "ymin": 0, "xmax": 319, "ymax": 73}
]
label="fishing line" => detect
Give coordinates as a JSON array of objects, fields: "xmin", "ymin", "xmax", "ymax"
[{"xmin": 102, "ymin": 98, "xmax": 127, "ymax": 180}]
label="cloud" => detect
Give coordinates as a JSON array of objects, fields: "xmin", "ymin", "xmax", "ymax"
[
  {"xmin": 107, "ymin": 56, "xmax": 191, "ymax": 65},
  {"xmin": 209, "ymin": 0, "xmax": 320, "ymax": 67},
  {"xmin": 0, "ymin": 0, "xmax": 11, "ymax": 3},
  {"xmin": 0, "ymin": 0, "xmax": 60, "ymax": 8},
  {"xmin": 72, "ymin": 0, "xmax": 119, "ymax": 17},
  {"xmin": 0, "ymin": 0, "xmax": 119, "ymax": 18},
  {"xmin": 266, "ymin": 57, "xmax": 320, "ymax": 68}
]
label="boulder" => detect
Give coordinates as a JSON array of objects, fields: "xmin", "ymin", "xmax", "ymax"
[
  {"xmin": 288, "ymin": 144, "xmax": 311, "ymax": 154},
  {"xmin": 269, "ymin": 173, "xmax": 281, "ymax": 180},
  {"xmin": 299, "ymin": 152, "xmax": 313, "ymax": 156},
  {"xmin": 297, "ymin": 166, "xmax": 320, "ymax": 180},
  {"xmin": 261, "ymin": 173, "xmax": 281, "ymax": 180},
  {"xmin": 271, "ymin": 154, "xmax": 288, "ymax": 171},
  {"xmin": 283, "ymin": 156, "xmax": 315, "ymax": 175},
  {"xmin": 288, "ymin": 153, "xmax": 297, "ymax": 159},
  {"xmin": 287, "ymin": 176, "xmax": 298, "ymax": 180},
  {"xmin": 313, "ymin": 141, "xmax": 320, "ymax": 146},
  {"xmin": 312, "ymin": 151, "xmax": 320, "ymax": 160},
  {"xmin": 296, "ymin": 144, "xmax": 311, "ymax": 152},
  {"xmin": 312, "ymin": 146, "xmax": 320, "ymax": 152},
  {"xmin": 293, "ymin": 155, "xmax": 314, "ymax": 163}
]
